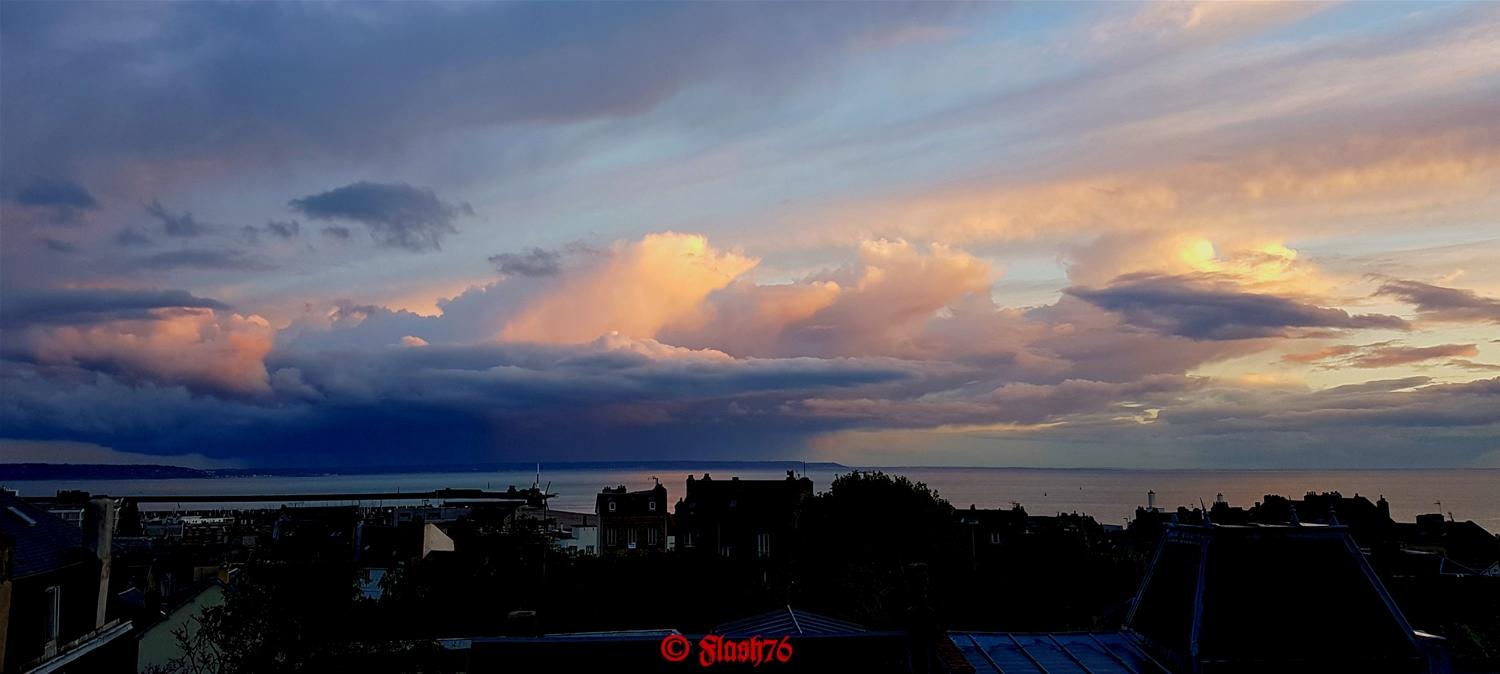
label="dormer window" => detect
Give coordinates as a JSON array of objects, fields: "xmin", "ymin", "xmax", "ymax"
[
  {"xmin": 608, "ymin": 501, "xmax": 617, "ymax": 512},
  {"xmin": 649, "ymin": 501, "xmax": 657, "ymax": 512}
]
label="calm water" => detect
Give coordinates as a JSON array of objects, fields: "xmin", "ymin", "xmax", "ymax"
[{"xmin": 5, "ymin": 467, "xmax": 1497, "ymax": 531}]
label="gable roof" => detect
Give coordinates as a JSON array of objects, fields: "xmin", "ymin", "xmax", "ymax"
[{"xmin": 0, "ymin": 491, "xmax": 90, "ymax": 579}]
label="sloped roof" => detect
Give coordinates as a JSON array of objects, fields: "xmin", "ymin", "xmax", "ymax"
[
  {"xmin": 1126, "ymin": 523, "xmax": 1429, "ymax": 672},
  {"xmin": 0, "ymin": 491, "xmax": 90, "ymax": 579},
  {"xmin": 713, "ymin": 606, "xmax": 868, "ymax": 638},
  {"xmin": 950, "ymin": 632, "xmax": 1170, "ymax": 674}
]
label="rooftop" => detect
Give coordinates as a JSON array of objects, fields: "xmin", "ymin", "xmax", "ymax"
[{"xmin": 0, "ymin": 490, "xmax": 89, "ymax": 579}]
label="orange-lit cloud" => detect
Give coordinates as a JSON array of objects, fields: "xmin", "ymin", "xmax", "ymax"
[
  {"xmin": 28, "ymin": 308, "xmax": 274, "ymax": 394},
  {"xmin": 500, "ymin": 232, "xmax": 757, "ymax": 343},
  {"xmin": 668, "ymin": 239, "xmax": 992, "ymax": 357}
]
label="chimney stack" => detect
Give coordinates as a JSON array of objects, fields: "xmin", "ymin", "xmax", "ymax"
[{"xmin": 82, "ymin": 498, "xmax": 114, "ymax": 628}]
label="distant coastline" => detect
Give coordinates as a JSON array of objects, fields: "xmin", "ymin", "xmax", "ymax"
[{"xmin": 0, "ymin": 460, "xmax": 851, "ymax": 481}]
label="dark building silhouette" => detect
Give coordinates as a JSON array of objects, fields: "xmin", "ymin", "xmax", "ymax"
[
  {"xmin": 947, "ymin": 520, "xmax": 1452, "ymax": 673},
  {"xmin": 0, "ymin": 491, "xmax": 134, "ymax": 673},
  {"xmin": 674, "ymin": 472, "xmax": 813, "ymax": 559},
  {"xmin": 1127, "ymin": 522, "xmax": 1448, "ymax": 673},
  {"xmin": 597, "ymin": 483, "xmax": 669, "ymax": 553}
]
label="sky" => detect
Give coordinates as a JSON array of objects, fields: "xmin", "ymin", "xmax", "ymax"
[{"xmin": 1, "ymin": 1, "xmax": 1498, "ymax": 469}]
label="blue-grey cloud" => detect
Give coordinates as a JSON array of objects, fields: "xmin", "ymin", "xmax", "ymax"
[
  {"xmin": 145, "ymin": 200, "xmax": 210, "ymax": 238},
  {"xmin": 1376, "ymin": 279, "xmax": 1500, "ymax": 323},
  {"xmin": 0, "ymin": 3, "xmax": 967, "ymax": 186},
  {"xmin": 320, "ymin": 226, "xmax": 353, "ymax": 241},
  {"xmin": 490, "ymin": 247, "xmax": 562, "ymax": 277},
  {"xmin": 11, "ymin": 177, "xmax": 97, "ymax": 210},
  {"xmin": 136, "ymin": 248, "xmax": 276, "ymax": 271},
  {"xmin": 39, "ymin": 238, "xmax": 77, "ymax": 254},
  {"xmin": 1066, "ymin": 273, "xmax": 1410, "ymax": 340},
  {"xmin": 0, "ymin": 287, "xmax": 229, "ymax": 328},
  {"xmin": 115, "ymin": 227, "xmax": 153, "ymax": 247},
  {"xmin": 289, "ymin": 181, "xmax": 471, "ymax": 252},
  {"xmin": 240, "ymin": 219, "xmax": 301, "ymax": 244},
  {"xmin": 0, "ymin": 339, "xmax": 920, "ymax": 465}
]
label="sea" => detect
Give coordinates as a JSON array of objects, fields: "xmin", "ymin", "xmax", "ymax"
[{"xmin": 4, "ymin": 467, "xmax": 1497, "ymax": 532}]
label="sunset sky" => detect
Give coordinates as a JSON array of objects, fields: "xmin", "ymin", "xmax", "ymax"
[{"xmin": 2, "ymin": 2, "xmax": 1498, "ymax": 468}]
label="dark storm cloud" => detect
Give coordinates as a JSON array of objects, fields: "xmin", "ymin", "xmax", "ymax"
[
  {"xmin": 0, "ymin": 340, "xmax": 920, "ymax": 465},
  {"xmin": 145, "ymin": 200, "xmax": 210, "ymax": 238},
  {"xmin": 289, "ymin": 182, "xmax": 471, "ymax": 252},
  {"xmin": 0, "ymin": 2, "xmax": 965, "ymax": 183},
  {"xmin": 136, "ymin": 249, "xmax": 276, "ymax": 271},
  {"xmin": 490, "ymin": 247, "xmax": 562, "ymax": 277},
  {"xmin": 0, "ymin": 287, "xmax": 229, "ymax": 328},
  {"xmin": 1376, "ymin": 279, "xmax": 1500, "ymax": 323},
  {"xmin": 1065, "ymin": 273, "xmax": 1409, "ymax": 340}
]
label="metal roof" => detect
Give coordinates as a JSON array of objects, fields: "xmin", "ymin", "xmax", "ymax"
[
  {"xmin": 713, "ymin": 606, "xmax": 869, "ymax": 638},
  {"xmin": 950, "ymin": 631, "xmax": 1170, "ymax": 674}
]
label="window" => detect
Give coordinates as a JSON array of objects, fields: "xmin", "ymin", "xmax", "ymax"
[
  {"xmin": 647, "ymin": 527, "xmax": 659, "ymax": 545},
  {"xmin": 44, "ymin": 585, "xmax": 61, "ymax": 652},
  {"xmin": 608, "ymin": 501, "xmax": 617, "ymax": 512},
  {"xmin": 649, "ymin": 501, "xmax": 657, "ymax": 512},
  {"xmin": 757, "ymin": 533, "xmax": 771, "ymax": 558},
  {"xmin": 606, "ymin": 527, "xmax": 618, "ymax": 546},
  {"xmin": 989, "ymin": 532, "xmax": 1002, "ymax": 545},
  {"xmin": 627, "ymin": 528, "xmax": 638, "ymax": 549}
]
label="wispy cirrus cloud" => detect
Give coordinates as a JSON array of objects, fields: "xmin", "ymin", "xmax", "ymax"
[{"xmin": 1283, "ymin": 341, "xmax": 1481, "ymax": 369}]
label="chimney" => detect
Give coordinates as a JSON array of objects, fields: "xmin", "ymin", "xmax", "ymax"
[{"xmin": 82, "ymin": 498, "xmax": 114, "ymax": 628}]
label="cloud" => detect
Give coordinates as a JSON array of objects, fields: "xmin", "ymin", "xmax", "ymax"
[
  {"xmin": 0, "ymin": 287, "xmax": 230, "ymax": 328},
  {"xmin": 1066, "ymin": 273, "xmax": 1409, "ymax": 340},
  {"xmin": 0, "ymin": 335, "xmax": 920, "ymax": 464},
  {"xmin": 1283, "ymin": 342, "xmax": 1479, "ymax": 369},
  {"xmin": 668, "ymin": 240, "xmax": 993, "ymax": 358},
  {"xmin": 40, "ymin": 238, "xmax": 77, "ymax": 254},
  {"xmin": 0, "ymin": 439, "xmax": 239, "ymax": 469},
  {"xmin": 20, "ymin": 309, "xmax": 275, "ymax": 395},
  {"xmin": 136, "ymin": 248, "xmax": 277, "ymax": 271},
  {"xmin": 490, "ymin": 247, "xmax": 563, "ymax": 277},
  {"xmin": 145, "ymin": 199, "xmax": 211, "ymax": 237},
  {"xmin": 115, "ymin": 227, "xmax": 153, "ymax": 246},
  {"xmin": 320, "ymin": 226, "xmax": 353, "ymax": 241},
  {"xmin": 242, "ymin": 219, "xmax": 301, "ymax": 243},
  {"xmin": 289, "ymin": 181, "xmax": 471, "ymax": 252},
  {"xmin": 501, "ymin": 232, "xmax": 757, "ymax": 343},
  {"xmin": 1, "ymin": 177, "xmax": 99, "ymax": 226},
  {"xmin": 1376, "ymin": 279, "xmax": 1500, "ymax": 323},
  {"xmin": 0, "ymin": 3, "xmax": 970, "ymax": 187},
  {"xmin": 12, "ymin": 177, "xmax": 97, "ymax": 210}
]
